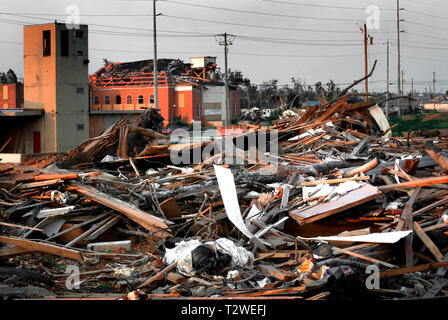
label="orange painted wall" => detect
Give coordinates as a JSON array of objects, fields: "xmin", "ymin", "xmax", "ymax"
[
  {"xmin": 0, "ymin": 84, "xmax": 23, "ymax": 109},
  {"xmin": 91, "ymin": 85, "xmax": 198, "ymax": 125}
]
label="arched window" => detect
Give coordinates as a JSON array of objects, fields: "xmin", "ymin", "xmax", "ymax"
[
  {"xmin": 93, "ymin": 96, "xmax": 100, "ymax": 105},
  {"xmin": 115, "ymin": 95, "xmax": 121, "ymax": 104},
  {"xmin": 104, "ymin": 96, "xmax": 110, "ymax": 104},
  {"xmin": 149, "ymin": 95, "xmax": 155, "ymax": 104},
  {"xmin": 126, "ymin": 95, "xmax": 132, "ymax": 104},
  {"xmin": 138, "ymin": 95, "xmax": 144, "ymax": 104}
]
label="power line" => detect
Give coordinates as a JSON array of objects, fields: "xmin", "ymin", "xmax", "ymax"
[
  {"xmin": 163, "ymin": 14, "xmax": 395, "ymax": 34},
  {"xmin": 258, "ymin": 0, "xmax": 395, "ymax": 11},
  {"xmin": 164, "ymin": 0, "xmax": 396, "ymax": 22},
  {"xmin": 405, "ymin": 8, "xmax": 448, "ymax": 22}
]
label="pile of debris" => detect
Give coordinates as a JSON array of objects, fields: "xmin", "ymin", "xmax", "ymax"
[{"xmin": 1, "ymin": 70, "xmax": 448, "ymax": 300}]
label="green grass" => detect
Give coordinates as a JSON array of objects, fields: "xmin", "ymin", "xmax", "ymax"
[{"xmin": 389, "ymin": 112, "xmax": 448, "ymax": 136}]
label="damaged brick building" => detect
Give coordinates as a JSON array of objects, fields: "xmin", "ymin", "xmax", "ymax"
[{"xmin": 89, "ymin": 57, "xmax": 241, "ymax": 137}]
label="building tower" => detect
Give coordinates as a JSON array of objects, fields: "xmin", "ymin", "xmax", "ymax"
[{"xmin": 24, "ymin": 22, "xmax": 89, "ymax": 153}]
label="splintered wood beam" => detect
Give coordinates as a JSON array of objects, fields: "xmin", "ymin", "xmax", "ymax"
[
  {"xmin": 397, "ymin": 188, "xmax": 421, "ymax": 266},
  {"xmin": 332, "ymin": 247, "xmax": 397, "ymax": 269},
  {"xmin": 413, "ymin": 222, "xmax": 444, "ymax": 261},
  {"xmin": 226, "ymin": 286, "xmax": 306, "ymax": 297},
  {"xmin": 19, "ymin": 179, "xmax": 62, "ymax": 190},
  {"xmin": 301, "ymin": 176, "xmax": 370, "ymax": 187},
  {"xmin": 256, "ymin": 264, "xmax": 300, "ymax": 281},
  {"xmin": 138, "ymin": 263, "xmax": 177, "ymax": 289},
  {"xmin": 70, "ymin": 182, "xmax": 172, "ymax": 238},
  {"xmin": 344, "ymin": 158, "xmax": 379, "ymax": 177},
  {"xmin": 0, "ymin": 236, "xmax": 83, "ymax": 262},
  {"xmin": 314, "ymin": 96, "xmax": 348, "ymax": 123},
  {"xmin": 34, "ymin": 173, "xmax": 79, "ymax": 181},
  {"xmin": 378, "ymin": 176, "xmax": 448, "ymax": 192},
  {"xmin": 0, "ymin": 221, "xmax": 43, "ymax": 232},
  {"xmin": 380, "ymin": 261, "xmax": 448, "ymax": 278}
]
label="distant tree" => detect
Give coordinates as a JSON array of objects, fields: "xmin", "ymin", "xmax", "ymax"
[
  {"xmin": 315, "ymin": 81, "xmax": 324, "ymax": 98},
  {"xmin": 6, "ymin": 69, "xmax": 17, "ymax": 83},
  {"xmin": 325, "ymin": 80, "xmax": 340, "ymax": 100},
  {"xmin": 0, "ymin": 72, "xmax": 6, "ymax": 83}
]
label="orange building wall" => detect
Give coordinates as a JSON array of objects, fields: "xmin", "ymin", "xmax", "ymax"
[
  {"xmin": 0, "ymin": 84, "xmax": 23, "ymax": 109},
  {"xmin": 91, "ymin": 85, "xmax": 199, "ymax": 125}
]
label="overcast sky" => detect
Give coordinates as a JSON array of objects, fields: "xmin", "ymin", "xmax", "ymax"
[{"xmin": 1, "ymin": 0, "xmax": 447, "ymax": 93}]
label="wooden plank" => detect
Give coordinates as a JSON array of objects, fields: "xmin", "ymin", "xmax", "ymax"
[
  {"xmin": 85, "ymin": 216, "xmax": 121, "ymax": 241},
  {"xmin": 301, "ymin": 176, "xmax": 370, "ymax": 187},
  {"xmin": 397, "ymin": 188, "xmax": 421, "ymax": 266},
  {"xmin": 0, "ymin": 235, "xmax": 83, "ymax": 262},
  {"xmin": 138, "ymin": 263, "xmax": 177, "ymax": 288},
  {"xmin": 227, "ymin": 286, "xmax": 306, "ymax": 297},
  {"xmin": 380, "ymin": 261, "xmax": 448, "ymax": 278},
  {"xmin": 256, "ymin": 264, "xmax": 299, "ymax": 281},
  {"xmin": 0, "ymin": 221, "xmax": 43, "ymax": 232},
  {"xmin": 314, "ymin": 96, "xmax": 348, "ymax": 123},
  {"xmin": 413, "ymin": 197, "xmax": 448, "ymax": 216},
  {"xmin": 19, "ymin": 179, "xmax": 62, "ymax": 190},
  {"xmin": 332, "ymin": 246, "xmax": 397, "ymax": 268},
  {"xmin": 437, "ymin": 252, "xmax": 448, "ymax": 277},
  {"xmin": 167, "ymin": 272, "xmax": 186, "ymax": 285},
  {"xmin": 0, "ymin": 246, "xmax": 31, "ymax": 259},
  {"xmin": 34, "ymin": 173, "xmax": 79, "ymax": 181},
  {"xmin": 290, "ymin": 184, "xmax": 382, "ymax": 225},
  {"xmin": 423, "ymin": 278, "xmax": 448, "ymax": 298},
  {"xmin": 413, "ymin": 222, "xmax": 444, "ymax": 261},
  {"xmin": 378, "ymin": 176, "xmax": 448, "ymax": 192},
  {"xmin": 70, "ymin": 182, "xmax": 172, "ymax": 238}
]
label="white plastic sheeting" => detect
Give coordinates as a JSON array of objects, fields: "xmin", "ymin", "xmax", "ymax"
[{"xmin": 163, "ymin": 238, "xmax": 254, "ymax": 276}]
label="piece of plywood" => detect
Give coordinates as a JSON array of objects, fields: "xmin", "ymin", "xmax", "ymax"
[{"xmin": 290, "ymin": 184, "xmax": 382, "ymax": 225}]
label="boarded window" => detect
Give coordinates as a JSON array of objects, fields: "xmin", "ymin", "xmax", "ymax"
[
  {"xmin": 104, "ymin": 96, "xmax": 110, "ymax": 104},
  {"xmin": 61, "ymin": 29, "xmax": 69, "ymax": 57},
  {"xmin": 3, "ymin": 86, "xmax": 8, "ymax": 100},
  {"xmin": 94, "ymin": 96, "xmax": 100, "ymax": 104},
  {"xmin": 126, "ymin": 95, "xmax": 132, "ymax": 104},
  {"xmin": 149, "ymin": 95, "xmax": 154, "ymax": 104},
  {"xmin": 76, "ymin": 87, "xmax": 84, "ymax": 94},
  {"xmin": 43, "ymin": 30, "xmax": 51, "ymax": 57},
  {"xmin": 116, "ymin": 95, "xmax": 122, "ymax": 104},
  {"xmin": 178, "ymin": 94, "xmax": 185, "ymax": 108},
  {"xmin": 77, "ymin": 124, "xmax": 84, "ymax": 131},
  {"xmin": 138, "ymin": 95, "xmax": 144, "ymax": 104}
]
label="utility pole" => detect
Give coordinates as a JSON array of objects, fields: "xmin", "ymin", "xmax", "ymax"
[
  {"xmin": 363, "ymin": 23, "xmax": 368, "ymax": 102},
  {"xmin": 216, "ymin": 33, "xmax": 235, "ymax": 127},
  {"xmin": 397, "ymin": 0, "xmax": 402, "ymax": 116},
  {"xmin": 411, "ymin": 77, "xmax": 414, "ymax": 96},
  {"xmin": 433, "ymin": 72, "xmax": 436, "ymax": 97},
  {"xmin": 386, "ymin": 40, "xmax": 390, "ymax": 118},
  {"xmin": 153, "ymin": 0, "xmax": 159, "ymax": 110},
  {"xmin": 402, "ymin": 69, "xmax": 404, "ymax": 94}
]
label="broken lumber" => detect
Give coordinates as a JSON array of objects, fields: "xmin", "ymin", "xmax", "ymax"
[
  {"xmin": 70, "ymin": 182, "xmax": 172, "ymax": 238},
  {"xmin": 378, "ymin": 176, "xmax": 448, "ymax": 192},
  {"xmin": 0, "ymin": 235, "xmax": 83, "ymax": 262},
  {"xmin": 413, "ymin": 222, "xmax": 444, "ymax": 261}
]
